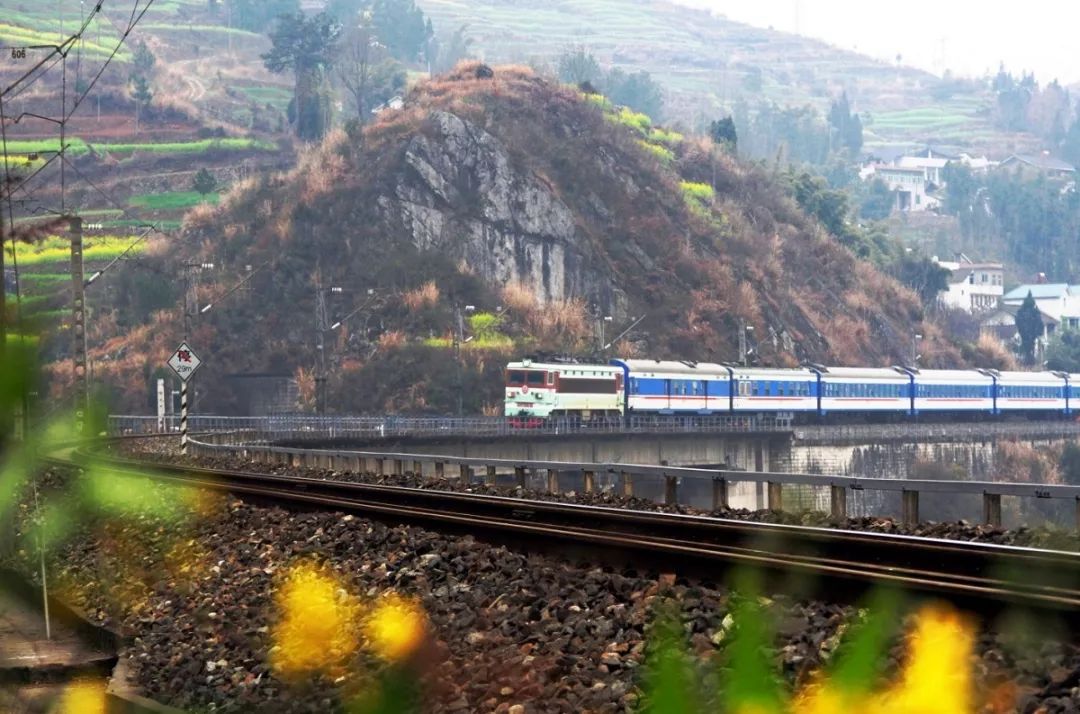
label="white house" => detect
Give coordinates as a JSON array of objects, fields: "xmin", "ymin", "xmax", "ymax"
[
  {"xmin": 897, "ymin": 156, "xmax": 949, "ymax": 185},
  {"xmin": 874, "ymin": 166, "xmax": 937, "ymax": 211},
  {"xmin": 1001, "ymin": 283, "xmax": 1080, "ymax": 329},
  {"xmin": 935, "ymin": 256, "xmax": 1004, "ymax": 313}
]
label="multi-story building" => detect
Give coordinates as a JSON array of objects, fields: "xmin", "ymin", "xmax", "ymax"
[{"xmin": 935, "ymin": 256, "xmax": 1004, "ymax": 314}]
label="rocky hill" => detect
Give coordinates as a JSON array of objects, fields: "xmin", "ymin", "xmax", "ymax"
[{"xmin": 72, "ymin": 64, "xmax": 952, "ymax": 414}]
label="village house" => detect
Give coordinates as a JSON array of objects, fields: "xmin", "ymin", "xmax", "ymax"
[
  {"xmin": 934, "ymin": 256, "xmax": 1004, "ymax": 313},
  {"xmin": 1000, "ymin": 282, "xmax": 1080, "ymax": 328},
  {"xmin": 873, "ymin": 165, "xmax": 936, "ymax": 211},
  {"xmin": 1000, "ymin": 152, "xmax": 1076, "ymax": 179}
]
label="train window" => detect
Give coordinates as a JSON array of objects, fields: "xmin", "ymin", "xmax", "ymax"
[
  {"xmin": 507, "ymin": 370, "xmax": 526, "ymax": 386},
  {"xmin": 527, "ymin": 372, "xmax": 546, "ymax": 386},
  {"xmin": 547, "ymin": 372, "xmax": 555, "ymax": 385}
]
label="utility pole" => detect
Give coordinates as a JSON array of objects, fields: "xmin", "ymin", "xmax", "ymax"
[
  {"xmin": 738, "ymin": 319, "xmax": 754, "ymax": 367},
  {"xmin": 911, "ymin": 332, "xmax": 923, "ymax": 369},
  {"xmin": 453, "ymin": 305, "xmax": 475, "ymax": 416},
  {"xmin": 70, "ymin": 216, "xmax": 89, "ymax": 433},
  {"xmin": 314, "ymin": 275, "xmax": 331, "ymax": 415}
]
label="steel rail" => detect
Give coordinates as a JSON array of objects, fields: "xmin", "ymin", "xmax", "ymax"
[{"xmin": 57, "ymin": 445, "xmax": 1080, "ymax": 623}]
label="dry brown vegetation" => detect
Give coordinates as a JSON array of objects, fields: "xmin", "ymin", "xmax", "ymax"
[
  {"xmin": 86, "ymin": 63, "xmax": 960, "ymax": 413},
  {"xmin": 403, "ymin": 281, "xmax": 440, "ymax": 312}
]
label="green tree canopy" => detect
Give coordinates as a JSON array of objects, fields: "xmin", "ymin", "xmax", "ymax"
[
  {"xmin": 263, "ymin": 12, "xmax": 343, "ymax": 141},
  {"xmin": 893, "ymin": 254, "xmax": 951, "ymax": 307},
  {"xmin": 228, "ymin": 0, "xmax": 299, "ymax": 32},
  {"xmin": 709, "ymin": 116, "xmax": 737, "ymax": 151},
  {"xmin": 192, "ymin": 168, "xmax": 218, "ymax": 196},
  {"xmin": 1045, "ymin": 330, "xmax": 1080, "ymax": 372},
  {"xmin": 604, "ymin": 68, "xmax": 664, "ymax": 120},
  {"xmin": 859, "ymin": 178, "xmax": 894, "ymax": 221}
]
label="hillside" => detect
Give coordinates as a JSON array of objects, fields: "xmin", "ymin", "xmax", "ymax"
[
  {"xmin": 56, "ymin": 64, "xmax": 964, "ymax": 414},
  {"xmin": 0, "ymin": 0, "xmax": 293, "ymax": 337},
  {"xmin": 418, "ymin": 0, "xmax": 1040, "ymax": 156}
]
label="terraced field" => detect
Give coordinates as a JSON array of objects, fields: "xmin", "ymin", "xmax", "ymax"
[{"xmin": 417, "ymin": 0, "xmax": 1036, "ymax": 154}]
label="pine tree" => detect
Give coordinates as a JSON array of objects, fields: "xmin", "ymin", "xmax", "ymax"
[
  {"xmin": 192, "ymin": 168, "xmax": 218, "ymax": 196},
  {"xmin": 1015, "ymin": 291, "xmax": 1044, "ymax": 364}
]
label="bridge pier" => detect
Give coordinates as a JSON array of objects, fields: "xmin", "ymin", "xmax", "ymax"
[
  {"xmin": 620, "ymin": 471, "xmax": 633, "ymax": 497},
  {"xmin": 486, "ymin": 465, "xmax": 496, "ymax": 485},
  {"xmin": 902, "ymin": 490, "xmax": 919, "ymax": 526},
  {"xmin": 830, "ymin": 485, "xmax": 847, "ymax": 520},
  {"xmin": 515, "ymin": 466, "xmax": 526, "ymax": 489},
  {"xmin": 712, "ymin": 478, "xmax": 728, "ymax": 510},
  {"xmin": 767, "ymin": 482, "xmax": 783, "ymax": 512},
  {"xmin": 664, "ymin": 475, "xmax": 678, "ymax": 505},
  {"xmin": 983, "ymin": 493, "xmax": 1002, "ymax": 528},
  {"xmin": 547, "ymin": 469, "xmax": 559, "ymax": 494},
  {"xmin": 583, "ymin": 471, "xmax": 595, "ymax": 494}
]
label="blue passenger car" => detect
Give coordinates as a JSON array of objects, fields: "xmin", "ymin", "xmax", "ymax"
[{"xmin": 611, "ymin": 360, "xmax": 731, "ymax": 414}]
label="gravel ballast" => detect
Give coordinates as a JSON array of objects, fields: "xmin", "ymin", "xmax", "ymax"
[{"xmin": 4, "ymin": 443, "xmax": 1069, "ymax": 712}]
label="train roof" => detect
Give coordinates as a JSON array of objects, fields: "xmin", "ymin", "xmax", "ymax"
[
  {"xmin": 506, "ymin": 361, "xmax": 618, "ymax": 372},
  {"xmin": 817, "ymin": 367, "xmax": 910, "ymax": 381},
  {"xmin": 991, "ymin": 370, "xmax": 1068, "ymax": 384},
  {"xmin": 611, "ymin": 359, "xmax": 732, "ymax": 376},
  {"xmin": 729, "ymin": 367, "xmax": 818, "ymax": 379},
  {"xmin": 910, "ymin": 369, "xmax": 994, "ymax": 383}
]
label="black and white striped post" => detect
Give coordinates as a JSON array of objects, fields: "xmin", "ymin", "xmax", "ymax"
[
  {"xmin": 167, "ymin": 342, "xmax": 202, "ymax": 455},
  {"xmin": 180, "ymin": 381, "xmax": 189, "ymax": 455}
]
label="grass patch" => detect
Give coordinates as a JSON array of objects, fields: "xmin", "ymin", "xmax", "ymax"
[
  {"xmin": 129, "ymin": 191, "xmax": 220, "ymax": 211},
  {"xmin": 101, "ymin": 219, "xmax": 183, "ymax": 231},
  {"xmin": 233, "ymin": 85, "xmax": 292, "ymax": 108},
  {"xmin": 0, "ymin": 22, "xmax": 130, "ymax": 62},
  {"xmin": 2, "ymin": 137, "xmax": 277, "ymax": 159},
  {"xmin": 98, "ymin": 137, "xmax": 279, "ymax": 156},
  {"xmin": 140, "ymin": 23, "xmax": 261, "ymax": 38},
  {"xmin": 12, "ymin": 235, "xmax": 146, "ymax": 267}
]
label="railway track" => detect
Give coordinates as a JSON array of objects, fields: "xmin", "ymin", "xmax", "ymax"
[{"xmin": 58, "ymin": 442, "xmax": 1080, "ymax": 625}]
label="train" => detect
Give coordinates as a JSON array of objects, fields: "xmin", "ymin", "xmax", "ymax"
[{"xmin": 504, "ymin": 359, "xmax": 1080, "ymax": 421}]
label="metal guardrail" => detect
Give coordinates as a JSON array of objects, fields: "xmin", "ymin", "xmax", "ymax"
[
  {"xmin": 108, "ymin": 414, "xmax": 795, "ymax": 439},
  {"xmin": 187, "ymin": 433, "xmax": 1080, "ymax": 531}
]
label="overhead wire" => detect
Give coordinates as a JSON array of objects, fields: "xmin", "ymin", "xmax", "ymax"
[{"xmin": 0, "ymin": 0, "xmax": 163, "ymax": 351}]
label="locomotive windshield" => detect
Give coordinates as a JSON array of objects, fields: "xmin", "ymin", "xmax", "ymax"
[{"xmin": 507, "ymin": 370, "xmax": 547, "ymax": 387}]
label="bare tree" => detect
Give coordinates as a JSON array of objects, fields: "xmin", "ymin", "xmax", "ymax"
[{"xmin": 336, "ymin": 12, "xmax": 404, "ymax": 125}]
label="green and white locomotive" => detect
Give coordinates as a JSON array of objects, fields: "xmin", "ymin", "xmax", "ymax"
[{"xmin": 504, "ymin": 360, "xmax": 624, "ymax": 418}]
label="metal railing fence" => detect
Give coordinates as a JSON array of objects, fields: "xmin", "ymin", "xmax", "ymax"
[{"xmin": 108, "ymin": 413, "xmax": 795, "ymax": 439}]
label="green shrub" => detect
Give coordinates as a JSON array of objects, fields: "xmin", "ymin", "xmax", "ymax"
[
  {"xmin": 649, "ymin": 127, "xmax": 684, "ymax": 146},
  {"xmin": 582, "ymin": 92, "xmax": 613, "ymax": 112},
  {"xmin": 637, "ymin": 140, "xmax": 674, "ymax": 164},
  {"xmin": 680, "ymin": 181, "xmax": 715, "ymax": 203},
  {"xmin": 613, "ymin": 107, "xmax": 652, "ymax": 135}
]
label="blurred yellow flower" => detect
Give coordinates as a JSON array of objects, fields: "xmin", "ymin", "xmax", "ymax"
[
  {"xmin": 270, "ymin": 561, "xmax": 362, "ymax": 679},
  {"xmin": 869, "ymin": 603, "xmax": 974, "ymax": 713},
  {"xmin": 57, "ymin": 679, "xmax": 106, "ymax": 714},
  {"xmin": 794, "ymin": 603, "xmax": 975, "ymax": 714},
  {"xmin": 365, "ymin": 593, "xmax": 427, "ymax": 662}
]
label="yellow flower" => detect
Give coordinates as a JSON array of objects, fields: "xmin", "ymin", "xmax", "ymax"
[
  {"xmin": 270, "ymin": 561, "xmax": 362, "ymax": 679},
  {"xmin": 869, "ymin": 604, "xmax": 975, "ymax": 714},
  {"xmin": 793, "ymin": 603, "xmax": 976, "ymax": 714},
  {"xmin": 365, "ymin": 593, "xmax": 427, "ymax": 662},
  {"xmin": 57, "ymin": 679, "xmax": 106, "ymax": 714}
]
